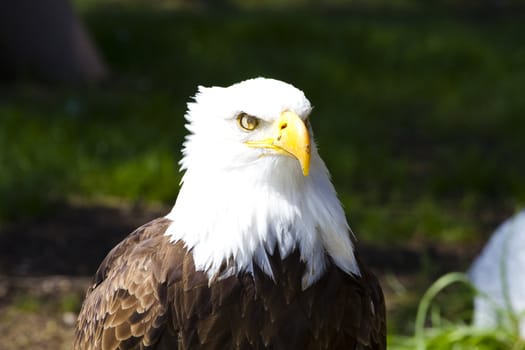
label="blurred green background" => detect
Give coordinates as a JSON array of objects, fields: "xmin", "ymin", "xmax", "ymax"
[{"xmin": 1, "ymin": 0, "xmax": 525, "ymax": 348}]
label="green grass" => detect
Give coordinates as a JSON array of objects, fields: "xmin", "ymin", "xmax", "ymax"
[
  {"xmin": 391, "ymin": 326, "xmax": 522, "ymax": 350},
  {"xmin": 3, "ymin": 6, "xmax": 525, "ymax": 242},
  {"xmin": 13, "ymin": 294, "xmax": 43, "ymax": 313},
  {"xmin": 389, "ymin": 272, "xmax": 525, "ymax": 349}
]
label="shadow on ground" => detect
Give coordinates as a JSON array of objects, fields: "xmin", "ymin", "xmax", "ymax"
[{"xmin": 0, "ymin": 201, "xmax": 477, "ymax": 277}]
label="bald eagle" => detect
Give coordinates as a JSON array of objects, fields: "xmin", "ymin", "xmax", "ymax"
[{"xmin": 74, "ymin": 78, "xmax": 386, "ymax": 350}]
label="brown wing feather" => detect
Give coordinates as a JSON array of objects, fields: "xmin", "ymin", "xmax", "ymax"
[
  {"xmin": 74, "ymin": 217, "xmax": 181, "ymax": 350},
  {"xmin": 75, "ymin": 218, "xmax": 385, "ymax": 350}
]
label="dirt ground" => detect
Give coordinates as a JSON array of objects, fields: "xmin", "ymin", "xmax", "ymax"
[
  {"xmin": 0, "ymin": 201, "xmax": 482, "ymax": 349},
  {"xmin": 0, "ymin": 201, "xmax": 166, "ymax": 350}
]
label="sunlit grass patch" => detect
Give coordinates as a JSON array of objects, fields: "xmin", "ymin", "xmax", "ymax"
[
  {"xmin": 390, "ymin": 326, "xmax": 521, "ymax": 350},
  {"xmin": 389, "ymin": 272, "xmax": 525, "ymax": 350}
]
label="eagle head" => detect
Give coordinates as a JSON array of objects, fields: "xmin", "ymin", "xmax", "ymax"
[{"xmin": 165, "ymin": 78, "xmax": 359, "ymax": 288}]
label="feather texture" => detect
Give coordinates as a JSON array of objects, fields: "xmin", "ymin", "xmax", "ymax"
[
  {"xmin": 74, "ymin": 218, "xmax": 385, "ymax": 349},
  {"xmin": 165, "ymin": 78, "xmax": 360, "ymax": 286}
]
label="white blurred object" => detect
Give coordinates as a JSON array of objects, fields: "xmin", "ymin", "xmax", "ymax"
[{"xmin": 469, "ymin": 210, "xmax": 525, "ymax": 336}]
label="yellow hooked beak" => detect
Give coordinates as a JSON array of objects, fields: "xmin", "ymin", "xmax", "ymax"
[{"xmin": 245, "ymin": 110, "xmax": 311, "ymax": 176}]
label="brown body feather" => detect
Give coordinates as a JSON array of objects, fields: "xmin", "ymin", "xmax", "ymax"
[{"xmin": 74, "ymin": 218, "xmax": 386, "ymax": 350}]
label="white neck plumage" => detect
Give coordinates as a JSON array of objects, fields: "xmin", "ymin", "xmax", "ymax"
[{"xmin": 165, "ymin": 147, "xmax": 360, "ymax": 289}]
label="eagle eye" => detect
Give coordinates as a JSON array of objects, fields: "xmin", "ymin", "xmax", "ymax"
[{"xmin": 237, "ymin": 113, "xmax": 259, "ymax": 131}]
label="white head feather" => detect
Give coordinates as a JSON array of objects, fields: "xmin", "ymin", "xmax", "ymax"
[{"xmin": 165, "ymin": 77, "xmax": 359, "ymax": 288}]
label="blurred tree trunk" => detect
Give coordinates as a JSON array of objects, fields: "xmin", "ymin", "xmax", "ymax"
[{"xmin": 0, "ymin": 0, "xmax": 108, "ymax": 84}]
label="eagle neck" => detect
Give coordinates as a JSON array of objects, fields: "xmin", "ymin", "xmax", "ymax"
[{"xmin": 164, "ymin": 156, "xmax": 360, "ymax": 288}]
